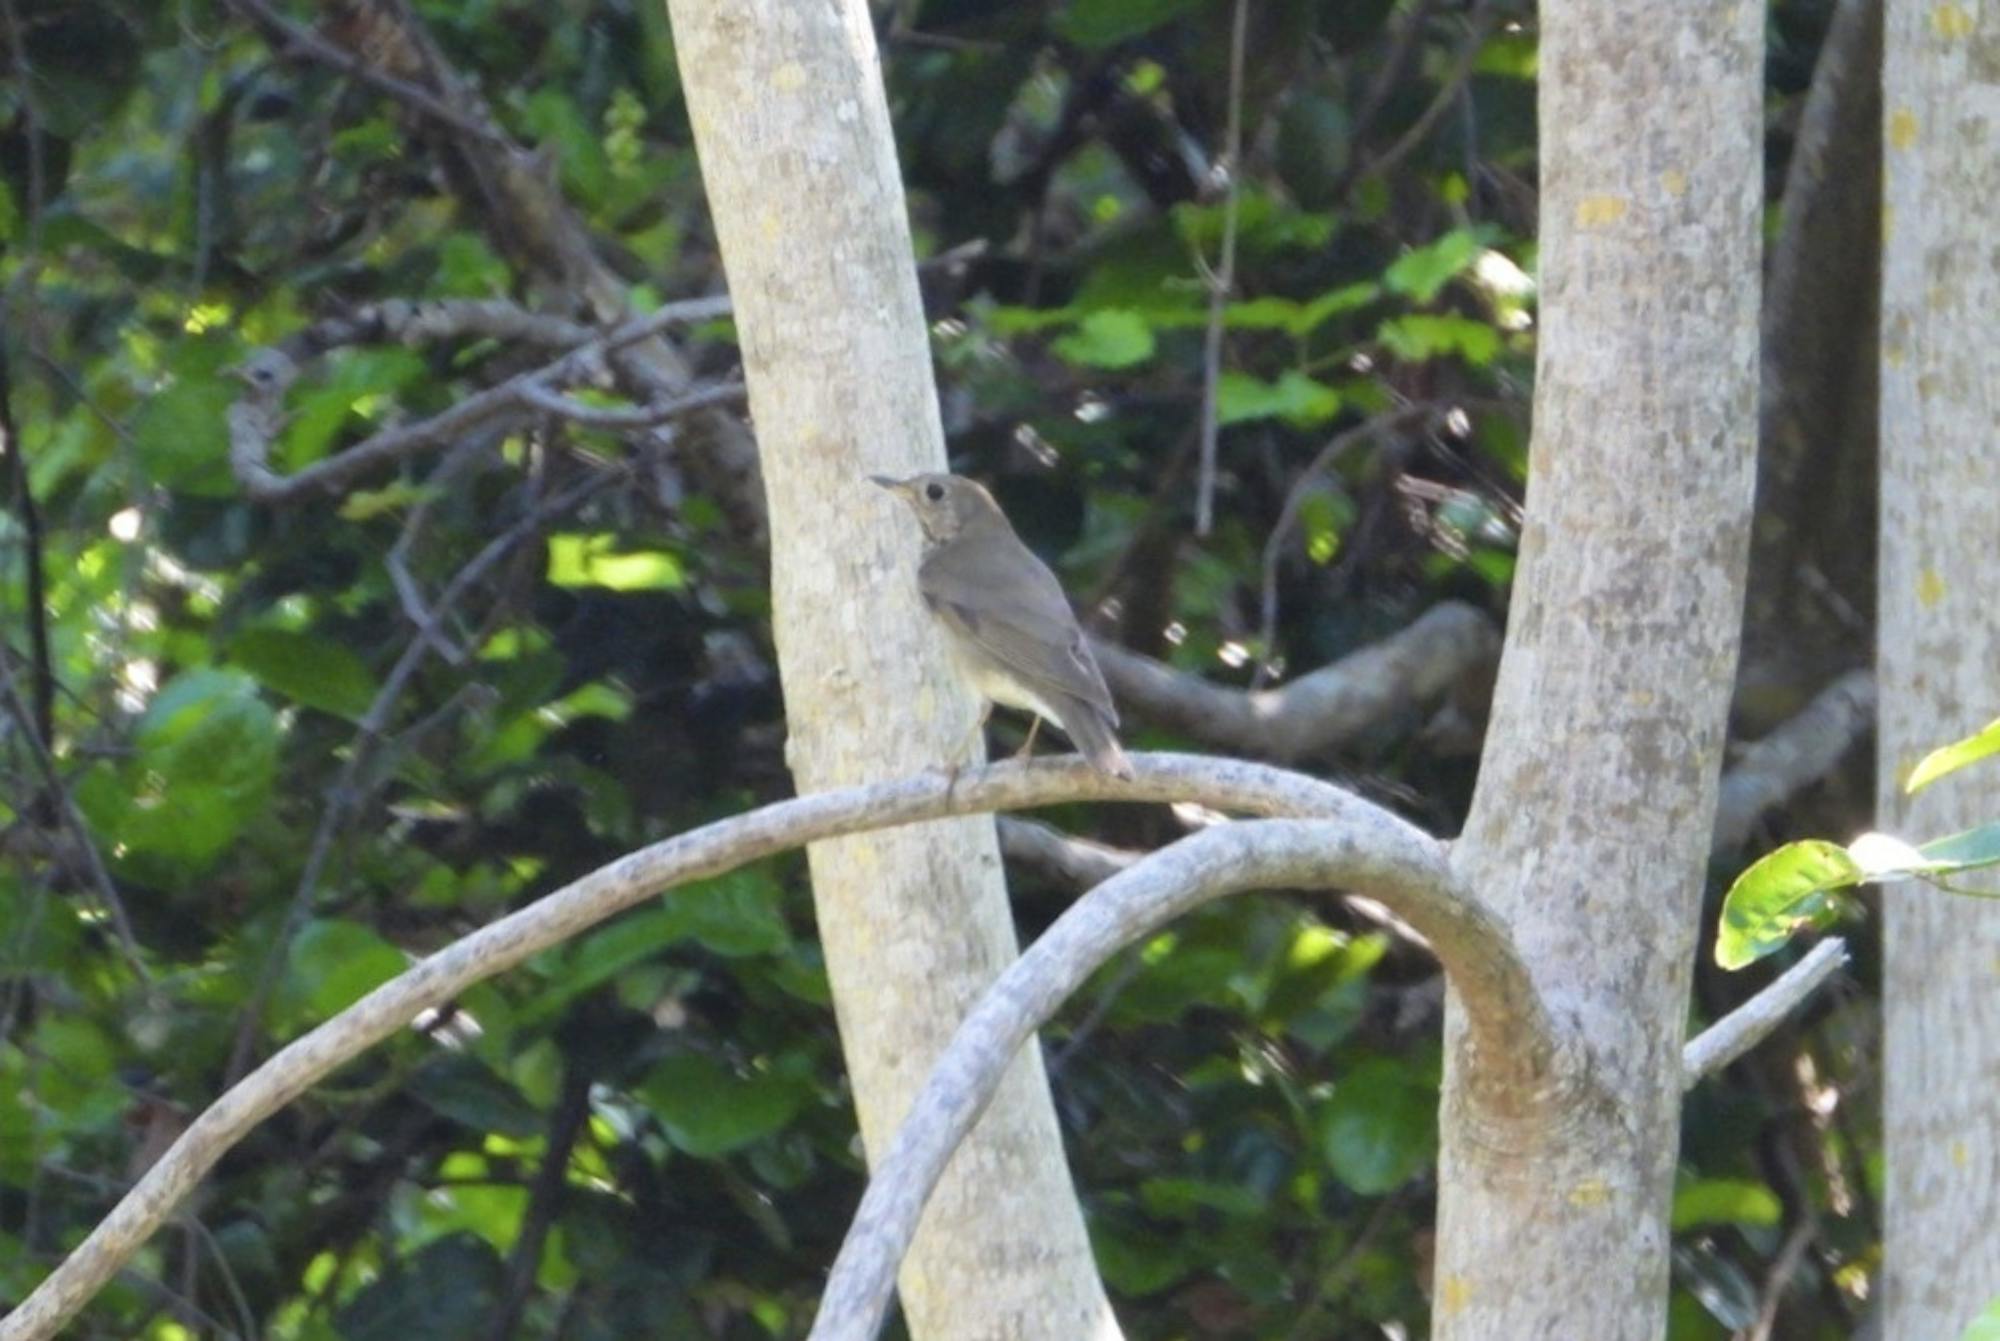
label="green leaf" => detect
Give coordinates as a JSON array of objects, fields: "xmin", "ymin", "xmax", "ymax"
[
  {"xmin": 1055, "ymin": 0, "xmax": 1206, "ymax": 49},
  {"xmin": 77, "ymin": 670, "xmax": 281, "ymax": 869},
  {"xmin": 1959, "ymin": 1297, "xmax": 2000, "ymax": 1341},
  {"xmin": 1052, "ymin": 310, "xmax": 1157, "ymax": 369},
  {"xmin": 1916, "ymin": 822, "xmax": 2000, "ymax": 875},
  {"xmin": 408, "ymin": 1055, "xmax": 544, "ymax": 1138},
  {"xmin": 638, "ymin": 1053, "xmax": 809, "ymax": 1157},
  {"xmin": 131, "ymin": 372, "xmax": 235, "ymax": 496},
  {"xmin": 1671, "ymin": 1177, "xmax": 1782, "ymax": 1232},
  {"xmin": 1376, "ymin": 313, "xmax": 1502, "ymax": 366},
  {"xmin": 229, "ymin": 628, "xmax": 379, "ymax": 721},
  {"xmin": 1215, "ymin": 370, "xmax": 1342, "ymax": 427},
  {"xmin": 1316, "ymin": 1057, "xmax": 1436, "ymax": 1194},
  {"xmin": 1715, "ymin": 841, "xmax": 1861, "ymax": 969},
  {"xmin": 278, "ymin": 919, "xmax": 408, "ymax": 1023},
  {"xmin": 1907, "ymin": 718, "xmax": 2000, "ymax": 793},
  {"xmin": 651, "ymin": 870, "xmax": 791, "ymax": 957},
  {"xmin": 546, "ymin": 534, "xmax": 687, "ymax": 590},
  {"xmin": 1089, "ymin": 1214, "xmax": 1194, "ymax": 1296},
  {"xmin": 280, "ymin": 348, "xmax": 428, "ymax": 471},
  {"xmin": 1383, "ymin": 228, "xmax": 1490, "ymax": 304},
  {"xmin": 519, "ymin": 90, "xmax": 610, "ymax": 207},
  {"xmin": 337, "ymin": 1236, "xmax": 502, "ymax": 1341},
  {"xmin": 1289, "ymin": 281, "xmax": 1381, "ymax": 337}
]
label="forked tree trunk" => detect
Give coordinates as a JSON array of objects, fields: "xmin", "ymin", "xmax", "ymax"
[
  {"xmin": 1429, "ymin": 2, "xmax": 1763, "ymax": 1336},
  {"xmin": 1878, "ymin": 5, "xmax": 2000, "ymax": 1330},
  {"xmin": 662, "ymin": 5, "xmax": 1117, "ymax": 1338}
]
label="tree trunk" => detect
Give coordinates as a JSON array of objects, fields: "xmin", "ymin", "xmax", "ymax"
[
  {"xmin": 1429, "ymin": 2, "xmax": 1763, "ymax": 1336},
  {"xmin": 1878, "ymin": 4, "xmax": 2000, "ymax": 1330},
  {"xmin": 661, "ymin": 5, "xmax": 1117, "ymax": 1339}
]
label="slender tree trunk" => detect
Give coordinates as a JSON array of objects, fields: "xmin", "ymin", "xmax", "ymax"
[
  {"xmin": 661, "ymin": 5, "xmax": 1117, "ymax": 1339},
  {"xmin": 1878, "ymin": 4, "xmax": 2000, "ymax": 1330},
  {"xmin": 1429, "ymin": 2, "xmax": 1762, "ymax": 1336}
]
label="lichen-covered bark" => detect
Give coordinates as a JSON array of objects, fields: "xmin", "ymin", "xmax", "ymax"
[
  {"xmin": 660, "ymin": 4, "xmax": 1116, "ymax": 1337},
  {"xmin": 1878, "ymin": 7, "xmax": 2000, "ymax": 1331},
  {"xmin": 1429, "ymin": 2, "xmax": 1763, "ymax": 1336}
]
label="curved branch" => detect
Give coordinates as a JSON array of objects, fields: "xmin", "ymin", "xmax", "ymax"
[
  {"xmin": 807, "ymin": 815, "xmax": 1559, "ymax": 1341},
  {"xmin": 1, "ymin": 753, "xmax": 1516, "ymax": 1341},
  {"xmin": 1094, "ymin": 601, "xmax": 1498, "ymax": 762}
]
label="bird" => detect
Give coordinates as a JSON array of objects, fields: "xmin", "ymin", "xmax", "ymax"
[{"xmin": 871, "ymin": 472, "xmax": 1133, "ymax": 779}]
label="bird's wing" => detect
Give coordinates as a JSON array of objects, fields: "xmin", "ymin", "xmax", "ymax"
[{"xmin": 918, "ymin": 536, "xmax": 1119, "ymax": 724}]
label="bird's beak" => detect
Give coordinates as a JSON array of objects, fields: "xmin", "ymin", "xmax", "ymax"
[{"xmin": 869, "ymin": 474, "xmax": 910, "ymax": 495}]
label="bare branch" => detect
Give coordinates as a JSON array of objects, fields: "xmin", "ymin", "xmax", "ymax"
[
  {"xmin": 807, "ymin": 814, "xmax": 1562, "ymax": 1341},
  {"xmin": 1681, "ymin": 938, "xmax": 1849, "ymax": 1089},
  {"xmin": 1712, "ymin": 670, "xmax": 1875, "ymax": 854},
  {"xmin": 996, "ymin": 816, "xmax": 1136, "ymax": 887},
  {"xmin": 0, "ymin": 753, "xmax": 1545, "ymax": 1341},
  {"xmin": 226, "ymin": 296, "xmax": 735, "ymax": 505},
  {"xmin": 1094, "ymin": 601, "xmax": 1499, "ymax": 762}
]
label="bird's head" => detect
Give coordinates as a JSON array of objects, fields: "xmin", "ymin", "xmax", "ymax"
[{"xmin": 869, "ymin": 472, "xmax": 1009, "ymax": 544}]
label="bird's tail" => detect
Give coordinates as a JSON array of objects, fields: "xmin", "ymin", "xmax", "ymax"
[{"xmin": 1052, "ymin": 695, "xmax": 1133, "ymax": 779}]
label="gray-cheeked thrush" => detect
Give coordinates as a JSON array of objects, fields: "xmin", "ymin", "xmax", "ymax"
[{"xmin": 871, "ymin": 473, "xmax": 1132, "ymax": 779}]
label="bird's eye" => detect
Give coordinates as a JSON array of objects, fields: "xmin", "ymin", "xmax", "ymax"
[{"xmin": 924, "ymin": 482, "xmax": 945, "ymax": 502}]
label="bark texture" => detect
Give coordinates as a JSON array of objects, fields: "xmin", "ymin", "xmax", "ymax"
[
  {"xmin": 1429, "ymin": 2, "xmax": 1763, "ymax": 1336},
  {"xmin": 661, "ymin": 5, "xmax": 1116, "ymax": 1338},
  {"xmin": 1878, "ymin": 5, "xmax": 2000, "ymax": 1330}
]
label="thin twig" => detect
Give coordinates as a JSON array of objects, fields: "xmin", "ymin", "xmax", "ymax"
[
  {"xmin": 1194, "ymin": 0, "xmax": 1249, "ymax": 538},
  {"xmin": 1747, "ymin": 1214, "xmax": 1819, "ymax": 1341},
  {"xmin": 1682, "ymin": 939, "xmax": 1849, "ymax": 1089},
  {"xmin": 1, "ymin": 754, "xmax": 1503, "ymax": 1341}
]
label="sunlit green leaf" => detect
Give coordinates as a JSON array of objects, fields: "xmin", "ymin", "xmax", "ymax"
[
  {"xmin": 1671, "ymin": 1177, "xmax": 1782, "ymax": 1231},
  {"xmin": 1715, "ymin": 841, "xmax": 1860, "ymax": 969},
  {"xmin": 1052, "ymin": 310, "xmax": 1157, "ymax": 369},
  {"xmin": 1376, "ymin": 313, "xmax": 1503, "ymax": 366},
  {"xmin": 546, "ymin": 534, "xmax": 687, "ymax": 590},
  {"xmin": 1383, "ymin": 229, "xmax": 1492, "ymax": 304},
  {"xmin": 1215, "ymin": 370, "xmax": 1342, "ymax": 426},
  {"xmin": 1907, "ymin": 718, "xmax": 2000, "ymax": 794}
]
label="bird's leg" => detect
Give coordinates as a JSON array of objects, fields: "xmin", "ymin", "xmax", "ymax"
[
  {"xmin": 1012, "ymin": 715, "xmax": 1042, "ymax": 761},
  {"xmin": 945, "ymin": 700, "xmax": 992, "ymax": 791}
]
